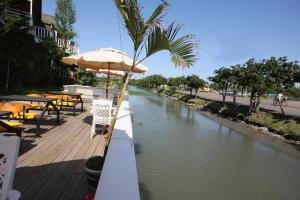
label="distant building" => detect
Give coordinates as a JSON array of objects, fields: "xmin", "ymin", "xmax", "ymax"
[{"xmin": 5, "ymin": 0, "xmax": 79, "ymax": 54}]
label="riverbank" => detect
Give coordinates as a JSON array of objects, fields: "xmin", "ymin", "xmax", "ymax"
[{"xmin": 152, "ymin": 89, "xmax": 300, "ymax": 150}]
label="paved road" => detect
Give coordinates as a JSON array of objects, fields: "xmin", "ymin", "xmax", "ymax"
[{"xmin": 184, "ymin": 91, "xmax": 300, "ymax": 118}]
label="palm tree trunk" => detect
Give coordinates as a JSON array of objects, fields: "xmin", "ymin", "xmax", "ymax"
[{"xmin": 106, "ymin": 70, "xmax": 132, "ymax": 147}]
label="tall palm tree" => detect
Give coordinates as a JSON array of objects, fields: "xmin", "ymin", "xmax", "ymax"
[{"xmin": 106, "ymin": 0, "xmax": 198, "ymax": 145}]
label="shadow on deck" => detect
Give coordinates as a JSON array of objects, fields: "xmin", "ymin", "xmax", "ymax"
[{"xmin": 13, "ymin": 105, "xmax": 106, "ymax": 200}]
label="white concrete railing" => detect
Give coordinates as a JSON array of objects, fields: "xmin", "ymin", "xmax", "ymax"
[
  {"xmin": 95, "ymin": 99, "xmax": 140, "ymax": 200},
  {"xmin": 63, "ymin": 85, "xmax": 120, "ymax": 99},
  {"xmin": 63, "ymin": 85, "xmax": 102, "ymax": 98}
]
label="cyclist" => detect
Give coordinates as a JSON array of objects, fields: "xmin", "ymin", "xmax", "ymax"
[{"xmin": 277, "ymin": 93, "xmax": 284, "ymax": 102}]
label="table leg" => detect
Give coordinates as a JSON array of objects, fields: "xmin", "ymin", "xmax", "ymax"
[
  {"xmin": 37, "ymin": 103, "xmax": 49, "ymax": 135},
  {"xmin": 73, "ymin": 103, "xmax": 76, "ymax": 116},
  {"xmin": 79, "ymin": 96, "xmax": 84, "ymax": 111},
  {"xmin": 48, "ymin": 101, "xmax": 60, "ymax": 124}
]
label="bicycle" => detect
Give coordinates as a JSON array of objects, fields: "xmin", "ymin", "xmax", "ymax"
[{"xmin": 273, "ymin": 97, "xmax": 288, "ymax": 107}]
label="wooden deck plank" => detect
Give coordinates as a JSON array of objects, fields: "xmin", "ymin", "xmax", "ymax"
[
  {"xmin": 71, "ymin": 172, "xmax": 90, "ymax": 200},
  {"xmin": 16, "ymin": 120, "xmax": 79, "ymax": 171},
  {"xmin": 19, "ymin": 124, "xmax": 89, "ymax": 200},
  {"xmin": 15, "ymin": 121, "xmax": 87, "ymax": 197},
  {"xmin": 11, "ymin": 104, "xmax": 105, "ymax": 200},
  {"xmin": 31, "ymin": 125, "xmax": 91, "ymax": 200},
  {"xmin": 17, "ymin": 111, "xmax": 89, "ymax": 165},
  {"xmin": 94, "ymin": 135, "xmax": 106, "ymax": 157},
  {"xmin": 57, "ymin": 135, "xmax": 102, "ymax": 200},
  {"xmin": 14, "ymin": 121, "xmax": 83, "ymax": 187}
]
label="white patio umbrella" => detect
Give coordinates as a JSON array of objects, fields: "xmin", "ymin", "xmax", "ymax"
[
  {"xmin": 62, "ymin": 48, "xmax": 148, "ymax": 73},
  {"xmin": 87, "ymin": 69, "xmax": 125, "ymax": 77},
  {"xmin": 62, "ymin": 48, "xmax": 148, "ymax": 98}
]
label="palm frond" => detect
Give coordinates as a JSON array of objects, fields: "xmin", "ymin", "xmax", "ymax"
[
  {"xmin": 115, "ymin": 0, "xmax": 169, "ymax": 52},
  {"xmin": 115, "ymin": 0, "xmax": 145, "ymax": 50},
  {"xmin": 145, "ymin": 26, "xmax": 170, "ymax": 57},
  {"xmin": 170, "ymin": 34, "xmax": 197, "ymax": 68},
  {"xmin": 145, "ymin": 23, "xmax": 197, "ymax": 68},
  {"xmin": 145, "ymin": 2, "xmax": 168, "ymax": 28},
  {"xmin": 116, "ymin": 0, "xmax": 198, "ymax": 68}
]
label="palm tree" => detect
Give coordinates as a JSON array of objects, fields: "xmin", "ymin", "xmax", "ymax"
[{"xmin": 106, "ymin": 0, "xmax": 198, "ymax": 145}]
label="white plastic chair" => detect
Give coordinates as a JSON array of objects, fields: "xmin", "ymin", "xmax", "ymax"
[
  {"xmin": 91, "ymin": 100, "xmax": 113, "ymax": 138},
  {"xmin": 0, "ymin": 136, "xmax": 21, "ymax": 200}
]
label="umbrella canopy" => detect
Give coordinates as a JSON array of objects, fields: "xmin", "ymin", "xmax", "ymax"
[
  {"xmin": 62, "ymin": 48, "xmax": 148, "ymax": 73},
  {"xmin": 87, "ymin": 69, "xmax": 125, "ymax": 77}
]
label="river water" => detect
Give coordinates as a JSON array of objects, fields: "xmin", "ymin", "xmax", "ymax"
[{"xmin": 129, "ymin": 88, "xmax": 300, "ymax": 200}]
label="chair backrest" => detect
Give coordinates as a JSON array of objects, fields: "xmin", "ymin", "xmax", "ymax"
[
  {"xmin": 92, "ymin": 99, "xmax": 113, "ymax": 125},
  {"xmin": 0, "ymin": 136, "xmax": 20, "ymax": 200}
]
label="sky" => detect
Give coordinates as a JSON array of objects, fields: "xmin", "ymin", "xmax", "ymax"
[{"xmin": 43, "ymin": 0, "xmax": 300, "ymax": 80}]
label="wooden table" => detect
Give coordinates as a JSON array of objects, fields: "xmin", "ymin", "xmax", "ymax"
[
  {"xmin": 48, "ymin": 91, "xmax": 84, "ymax": 114},
  {"xmin": 0, "ymin": 111, "xmax": 22, "ymax": 137},
  {"xmin": 0, "ymin": 95, "xmax": 60, "ymax": 135}
]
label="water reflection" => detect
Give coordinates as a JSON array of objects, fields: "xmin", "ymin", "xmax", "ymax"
[
  {"xmin": 130, "ymin": 87, "xmax": 300, "ymax": 200},
  {"xmin": 146, "ymin": 95, "xmax": 164, "ymax": 107},
  {"xmin": 165, "ymin": 98, "xmax": 195, "ymax": 124}
]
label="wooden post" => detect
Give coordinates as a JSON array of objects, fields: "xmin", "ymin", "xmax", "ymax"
[{"xmin": 106, "ymin": 63, "xmax": 110, "ymax": 99}]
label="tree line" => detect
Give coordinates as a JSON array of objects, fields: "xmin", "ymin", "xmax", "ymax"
[
  {"xmin": 208, "ymin": 57, "xmax": 300, "ymax": 114},
  {"xmin": 131, "ymin": 74, "xmax": 206, "ymax": 98},
  {"xmin": 131, "ymin": 56, "xmax": 300, "ymax": 115}
]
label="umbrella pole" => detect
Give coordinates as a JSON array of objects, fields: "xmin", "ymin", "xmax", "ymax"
[{"xmin": 106, "ymin": 63, "xmax": 110, "ymax": 99}]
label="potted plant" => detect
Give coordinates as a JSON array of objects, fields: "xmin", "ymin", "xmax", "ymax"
[{"xmin": 84, "ymin": 156, "xmax": 104, "ymax": 191}]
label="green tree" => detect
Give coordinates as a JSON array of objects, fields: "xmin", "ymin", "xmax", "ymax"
[
  {"xmin": 243, "ymin": 58, "xmax": 273, "ymax": 113},
  {"xmin": 0, "ymin": 3, "xmax": 31, "ymax": 92},
  {"xmin": 176, "ymin": 76, "xmax": 187, "ymax": 89},
  {"xmin": 42, "ymin": 37, "xmax": 65, "ymax": 87},
  {"xmin": 135, "ymin": 75, "xmax": 167, "ymax": 88},
  {"xmin": 208, "ymin": 67, "xmax": 232, "ymax": 102},
  {"xmin": 55, "ymin": 0, "xmax": 76, "ymax": 51},
  {"xmin": 0, "ymin": 0, "xmax": 15, "ymax": 37},
  {"xmin": 76, "ymin": 68, "xmax": 96, "ymax": 86},
  {"xmin": 106, "ymin": 0, "xmax": 198, "ymax": 143},
  {"xmin": 243, "ymin": 57, "xmax": 300, "ymax": 114},
  {"xmin": 228, "ymin": 65, "xmax": 243, "ymax": 103},
  {"xmin": 185, "ymin": 75, "xmax": 206, "ymax": 97},
  {"xmin": 285, "ymin": 87, "xmax": 300, "ymax": 100},
  {"xmin": 266, "ymin": 57, "xmax": 300, "ymax": 115},
  {"xmin": 150, "ymin": 75, "xmax": 167, "ymax": 88},
  {"xmin": 167, "ymin": 77, "xmax": 177, "ymax": 91}
]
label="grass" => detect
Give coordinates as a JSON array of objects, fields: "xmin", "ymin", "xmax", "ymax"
[
  {"xmin": 246, "ymin": 112, "xmax": 300, "ymax": 140},
  {"xmin": 159, "ymin": 89, "xmax": 300, "ymax": 140},
  {"xmin": 128, "ymin": 90, "xmax": 147, "ymax": 96}
]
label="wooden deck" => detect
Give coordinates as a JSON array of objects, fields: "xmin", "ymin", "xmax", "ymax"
[{"xmin": 12, "ymin": 105, "xmax": 106, "ymax": 200}]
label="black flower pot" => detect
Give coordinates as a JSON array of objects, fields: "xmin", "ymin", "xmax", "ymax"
[{"xmin": 84, "ymin": 156, "xmax": 104, "ymax": 191}]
